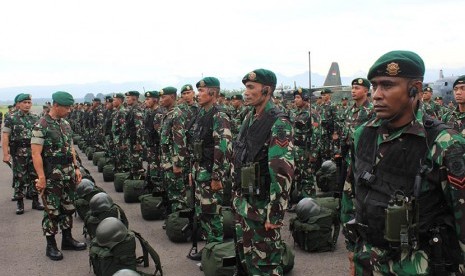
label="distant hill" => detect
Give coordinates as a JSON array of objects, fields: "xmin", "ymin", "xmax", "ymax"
[{"xmin": 0, "ymin": 67, "xmax": 463, "ymax": 103}]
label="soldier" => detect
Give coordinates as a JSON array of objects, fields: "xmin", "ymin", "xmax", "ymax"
[
  {"xmin": 319, "ymin": 88, "xmax": 338, "ymax": 160},
  {"xmin": 347, "ymin": 51, "xmax": 465, "ymax": 275},
  {"xmin": 232, "ymin": 69, "xmax": 294, "ymax": 275},
  {"xmin": 291, "ymin": 88, "xmax": 319, "ymax": 198},
  {"xmin": 421, "ymin": 87, "xmax": 440, "ymax": 119},
  {"xmin": 31, "ymin": 91, "xmax": 86, "ymax": 261},
  {"xmin": 143, "ymin": 91, "xmax": 165, "ymax": 193},
  {"xmin": 2, "ymin": 94, "xmax": 44, "ymax": 214},
  {"xmin": 111, "ymin": 93, "xmax": 130, "ymax": 172},
  {"xmin": 91, "ymin": 98, "xmax": 105, "ymax": 151},
  {"xmin": 125, "ymin": 91, "xmax": 145, "ymax": 175},
  {"xmin": 103, "ymin": 96, "xmax": 114, "ymax": 159},
  {"xmin": 179, "ymin": 84, "xmax": 200, "ymax": 123},
  {"xmin": 229, "ymin": 94, "xmax": 248, "ymax": 139},
  {"xmin": 188, "ymin": 77, "xmax": 232, "ymax": 260},
  {"xmin": 442, "ymin": 75, "xmax": 465, "ymax": 135},
  {"xmin": 159, "ymin": 86, "xmax": 189, "ymax": 213}
]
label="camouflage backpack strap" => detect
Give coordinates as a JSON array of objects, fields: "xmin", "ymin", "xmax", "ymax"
[{"xmin": 132, "ymin": 230, "xmax": 163, "ymax": 276}]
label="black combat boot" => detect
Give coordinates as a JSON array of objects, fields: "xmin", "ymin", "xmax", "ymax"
[
  {"xmin": 16, "ymin": 199, "xmax": 24, "ymax": 215},
  {"xmin": 46, "ymin": 235, "xmax": 63, "ymax": 261},
  {"xmin": 187, "ymin": 247, "xmax": 203, "ymax": 261},
  {"xmin": 32, "ymin": 195, "xmax": 45, "ymax": 210},
  {"xmin": 61, "ymin": 228, "xmax": 87, "ymax": 251}
]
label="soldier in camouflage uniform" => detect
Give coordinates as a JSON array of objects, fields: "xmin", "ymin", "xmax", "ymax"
[
  {"xmin": 103, "ymin": 96, "xmax": 114, "ymax": 159},
  {"xmin": 111, "ymin": 93, "xmax": 131, "ymax": 172},
  {"xmin": 347, "ymin": 51, "xmax": 465, "ymax": 275},
  {"xmin": 2, "ymin": 94, "xmax": 44, "ymax": 214},
  {"xmin": 434, "ymin": 96, "xmax": 449, "ymax": 119},
  {"xmin": 442, "ymin": 75, "xmax": 465, "ymax": 135},
  {"xmin": 232, "ymin": 69, "xmax": 294, "ymax": 276},
  {"xmin": 125, "ymin": 91, "xmax": 145, "ymax": 176},
  {"xmin": 187, "ymin": 77, "xmax": 232, "ymax": 260},
  {"xmin": 229, "ymin": 94, "xmax": 248, "ymax": 139},
  {"xmin": 143, "ymin": 91, "xmax": 165, "ymax": 193},
  {"xmin": 291, "ymin": 88, "xmax": 319, "ymax": 198},
  {"xmin": 31, "ymin": 91, "xmax": 86, "ymax": 261},
  {"xmin": 179, "ymin": 84, "xmax": 200, "ymax": 129},
  {"xmin": 159, "ymin": 86, "xmax": 189, "ymax": 213},
  {"xmin": 91, "ymin": 98, "xmax": 105, "ymax": 151},
  {"xmin": 319, "ymin": 89, "xmax": 338, "ymax": 160},
  {"xmin": 421, "ymin": 87, "xmax": 441, "ymax": 119}
]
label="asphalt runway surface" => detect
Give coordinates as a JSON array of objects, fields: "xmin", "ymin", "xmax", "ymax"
[{"xmin": 0, "ymin": 146, "xmax": 349, "ymax": 276}]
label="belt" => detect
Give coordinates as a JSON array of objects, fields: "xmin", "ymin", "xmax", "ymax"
[{"xmin": 44, "ymin": 156, "xmax": 73, "ymax": 165}]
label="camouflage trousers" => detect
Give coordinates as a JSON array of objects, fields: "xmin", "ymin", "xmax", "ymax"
[
  {"xmin": 114, "ymin": 145, "xmax": 131, "ymax": 172},
  {"xmin": 42, "ymin": 167, "xmax": 76, "ymax": 236},
  {"xmin": 12, "ymin": 154, "xmax": 38, "ymax": 199},
  {"xmin": 164, "ymin": 170, "xmax": 187, "ymax": 213},
  {"xmin": 294, "ymin": 148, "xmax": 316, "ymax": 197},
  {"xmin": 129, "ymin": 147, "xmax": 144, "ymax": 175},
  {"xmin": 194, "ymin": 180, "xmax": 223, "ymax": 243},
  {"xmin": 235, "ymin": 214, "xmax": 283, "ymax": 276},
  {"xmin": 146, "ymin": 148, "xmax": 163, "ymax": 193},
  {"xmin": 354, "ymin": 242, "xmax": 430, "ymax": 275},
  {"xmin": 341, "ymin": 181, "xmax": 355, "ymax": 251}
]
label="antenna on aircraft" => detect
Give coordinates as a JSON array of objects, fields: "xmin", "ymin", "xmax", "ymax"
[{"xmin": 439, "ymin": 69, "xmax": 444, "ymax": 79}]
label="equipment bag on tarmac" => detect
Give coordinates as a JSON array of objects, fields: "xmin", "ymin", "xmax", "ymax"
[
  {"xmin": 165, "ymin": 211, "xmax": 191, "ymax": 243},
  {"xmin": 114, "ymin": 172, "xmax": 131, "ymax": 193},
  {"xmin": 124, "ymin": 179, "xmax": 147, "ymax": 203},
  {"xmin": 90, "ymin": 230, "xmax": 163, "ymax": 276},
  {"xmin": 85, "ymin": 203, "xmax": 129, "ymax": 239},
  {"xmin": 290, "ymin": 206, "xmax": 338, "ymax": 252},
  {"xmin": 102, "ymin": 164, "xmax": 115, "ymax": 182},
  {"xmin": 139, "ymin": 195, "xmax": 166, "ymax": 221}
]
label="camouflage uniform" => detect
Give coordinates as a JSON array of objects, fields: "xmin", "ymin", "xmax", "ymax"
[
  {"xmin": 111, "ymin": 103, "xmax": 131, "ymax": 172},
  {"xmin": 144, "ymin": 105, "xmax": 165, "ymax": 192},
  {"xmin": 421, "ymin": 100, "xmax": 441, "ymax": 119},
  {"xmin": 3, "ymin": 109, "xmax": 39, "ymax": 199},
  {"xmin": 191, "ymin": 105, "xmax": 232, "ymax": 243},
  {"xmin": 350, "ymin": 108, "xmax": 465, "ymax": 275},
  {"xmin": 160, "ymin": 105, "xmax": 188, "ymax": 213},
  {"xmin": 232, "ymin": 100, "xmax": 294, "ymax": 276},
  {"xmin": 31, "ymin": 114, "xmax": 77, "ymax": 235},
  {"xmin": 126, "ymin": 102, "xmax": 145, "ymax": 175},
  {"xmin": 91, "ymin": 104, "xmax": 105, "ymax": 150},
  {"xmin": 319, "ymin": 101, "xmax": 338, "ymax": 160},
  {"xmin": 229, "ymin": 105, "xmax": 248, "ymax": 140},
  {"xmin": 103, "ymin": 106, "xmax": 114, "ymax": 158},
  {"xmin": 442, "ymin": 107, "xmax": 465, "ymax": 136}
]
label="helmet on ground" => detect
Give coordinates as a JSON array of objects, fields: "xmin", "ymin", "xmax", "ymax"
[
  {"xmin": 112, "ymin": 269, "xmax": 141, "ymax": 276},
  {"xmin": 89, "ymin": 192, "xmax": 113, "ymax": 214},
  {"xmin": 76, "ymin": 178, "xmax": 95, "ymax": 197},
  {"xmin": 319, "ymin": 160, "xmax": 337, "ymax": 175},
  {"xmin": 96, "ymin": 217, "xmax": 128, "ymax": 249},
  {"xmin": 295, "ymin": 197, "xmax": 320, "ymax": 222}
]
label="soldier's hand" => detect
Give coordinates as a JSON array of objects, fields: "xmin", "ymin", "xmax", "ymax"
[
  {"xmin": 332, "ymin": 132, "xmax": 339, "ymax": 140},
  {"xmin": 75, "ymin": 168, "xmax": 82, "ymax": 184},
  {"xmin": 211, "ymin": 180, "xmax": 223, "ymax": 191},
  {"xmin": 135, "ymin": 144, "xmax": 143, "ymax": 151},
  {"xmin": 173, "ymin": 166, "xmax": 182, "ymax": 175},
  {"xmin": 264, "ymin": 222, "xmax": 282, "ymax": 231},
  {"xmin": 35, "ymin": 177, "xmax": 46, "ymax": 192},
  {"xmin": 3, "ymin": 154, "xmax": 11, "ymax": 164}
]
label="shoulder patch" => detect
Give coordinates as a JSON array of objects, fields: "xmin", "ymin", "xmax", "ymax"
[
  {"xmin": 275, "ymin": 124, "xmax": 289, "ymax": 148},
  {"xmin": 445, "ymin": 144, "xmax": 465, "ymax": 189}
]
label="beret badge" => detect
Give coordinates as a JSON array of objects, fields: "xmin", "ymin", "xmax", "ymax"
[
  {"xmin": 248, "ymin": 71, "xmax": 257, "ymax": 81},
  {"xmin": 357, "ymin": 79, "xmax": 363, "ymax": 84},
  {"xmin": 199, "ymin": 80, "xmax": 205, "ymax": 87},
  {"xmin": 159, "ymin": 90, "xmax": 164, "ymax": 95},
  {"xmin": 386, "ymin": 62, "xmax": 400, "ymax": 76}
]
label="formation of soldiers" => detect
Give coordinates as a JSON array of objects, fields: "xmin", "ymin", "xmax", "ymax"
[{"xmin": 2, "ymin": 58, "xmax": 465, "ymax": 274}]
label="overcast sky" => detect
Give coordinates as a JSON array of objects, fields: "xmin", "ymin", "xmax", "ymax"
[{"xmin": 0, "ymin": 0, "xmax": 463, "ymax": 100}]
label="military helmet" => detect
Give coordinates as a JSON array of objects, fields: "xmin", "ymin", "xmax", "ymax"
[
  {"xmin": 295, "ymin": 198, "xmax": 321, "ymax": 222},
  {"xmin": 76, "ymin": 178, "xmax": 95, "ymax": 197},
  {"xmin": 96, "ymin": 217, "xmax": 128, "ymax": 249},
  {"xmin": 320, "ymin": 160, "xmax": 337, "ymax": 175},
  {"xmin": 89, "ymin": 192, "xmax": 113, "ymax": 214},
  {"xmin": 113, "ymin": 269, "xmax": 141, "ymax": 276}
]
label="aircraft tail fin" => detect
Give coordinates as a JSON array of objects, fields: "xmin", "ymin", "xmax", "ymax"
[{"xmin": 323, "ymin": 62, "xmax": 342, "ymax": 86}]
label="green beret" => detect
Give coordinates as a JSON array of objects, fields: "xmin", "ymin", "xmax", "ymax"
[
  {"xmin": 159, "ymin": 86, "xmax": 177, "ymax": 96},
  {"xmin": 92, "ymin": 97, "xmax": 101, "ymax": 102},
  {"xmin": 231, "ymin": 94, "xmax": 243, "ymax": 100},
  {"xmin": 125, "ymin": 91, "xmax": 140, "ymax": 97},
  {"xmin": 196, "ymin": 77, "xmax": 220, "ymax": 88},
  {"xmin": 434, "ymin": 96, "xmax": 443, "ymax": 100},
  {"xmin": 52, "ymin": 91, "xmax": 74, "ymax": 106},
  {"xmin": 43, "ymin": 105, "xmax": 49, "ymax": 109},
  {"xmin": 453, "ymin": 75, "xmax": 465, "ymax": 88},
  {"xmin": 14, "ymin": 93, "xmax": 24, "ymax": 104},
  {"xmin": 342, "ymin": 97, "xmax": 349, "ymax": 101},
  {"xmin": 17, "ymin": 93, "xmax": 32, "ymax": 103},
  {"xmin": 144, "ymin": 91, "xmax": 159, "ymax": 98},
  {"xmin": 321, "ymin": 88, "xmax": 332, "ymax": 95},
  {"xmin": 294, "ymin": 88, "xmax": 310, "ymax": 101},
  {"xmin": 180, "ymin": 84, "xmax": 194, "ymax": 93},
  {"xmin": 367, "ymin": 50, "xmax": 425, "ymax": 80},
  {"xmin": 219, "ymin": 93, "xmax": 226, "ymax": 97},
  {"xmin": 351, "ymin": 78, "xmax": 370, "ymax": 89},
  {"xmin": 113, "ymin": 93, "xmax": 125, "ymax": 99},
  {"xmin": 423, "ymin": 87, "xmax": 433, "ymax": 93},
  {"xmin": 242, "ymin": 69, "xmax": 277, "ymax": 87},
  {"xmin": 273, "ymin": 95, "xmax": 282, "ymax": 100},
  {"xmin": 104, "ymin": 96, "xmax": 113, "ymax": 103},
  {"xmin": 7, "ymin": 105, "xmax": 13, "ymax": 108},
  {"xmin": 85, "ymin": 102, "xmax": 91, "ymax": 107}
]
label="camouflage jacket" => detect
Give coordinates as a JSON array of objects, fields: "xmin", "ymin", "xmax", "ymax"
[
  {"xmin": 341, "ymin": 100, "xmax": 375, "ymax": 147},
  {"xmin": 232, "ymin": 100, "xmax": 295, "ymax": 225},
  {"xmin": 291, "ymin": 106, "xmax": 320, "ymax": 159},
  {"xmin": 126, "ymin": 103, "xmax": 145, "ymax": 146},
  {"xmin": 350, "ymin": 108, "xmax": 465, "ymax": 259},
  {"xmin": 111, "ymin": 105, "xmax": 128, "ymax": 147},
  {"xmin": 160, "ymin": 105, "xmax": 188, "ymax": 169},
  {"xmin": 31, "ymin": 114, "xmax": 74, "ymax": 159},
  {"xmin": 442, "ymin": 107, "xmax": 465, "ymax": 136},
  {"xmin": 421, "ymin": 100, "xmax": 441, "ymax": 119},
  {"xmin": 192, "ymin": 105, "xmax": 232, "ymax": 182},
  {"xmin": 3, "ymin": 110, "xmax": 39, "ymax": 156}
]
